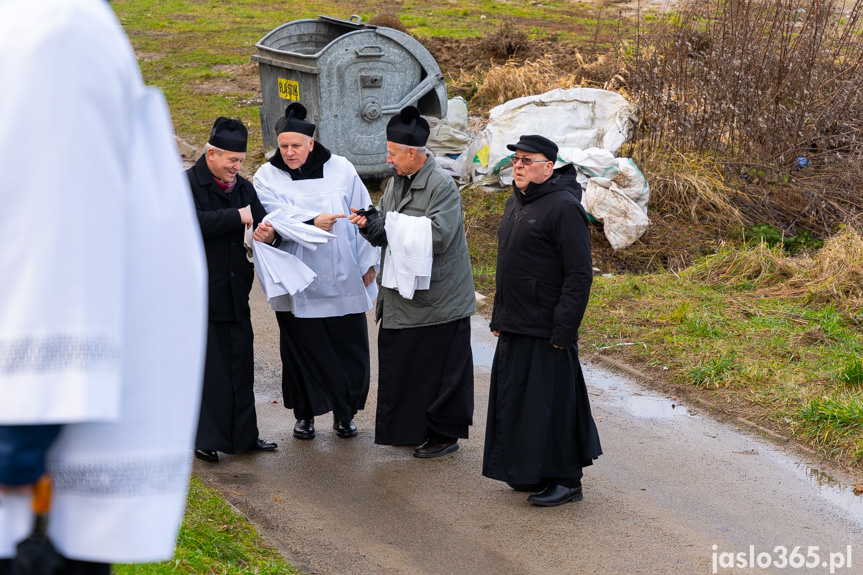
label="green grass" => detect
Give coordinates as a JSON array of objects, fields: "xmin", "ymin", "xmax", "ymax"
[
  {"xmin": 836, "ymin": 358, "xmax": 863, "ymax": 386},
  {"xmin": 580, "ymin": 258, "xmax": 863, "ymax": 465},
  {"xmin": 112, "ymin": 0, "xmax": 620, "ymax": 150},
  {"xmin": 113, "ymin": 477, "xmax": 298, "ymax": 575},
  {"xmin": 797, "ymin": 394, "xmax": 863, "ymax": 462},
  {"xmin": 461, "ymin": 185, "xmax": 509, "ymax": 293}
]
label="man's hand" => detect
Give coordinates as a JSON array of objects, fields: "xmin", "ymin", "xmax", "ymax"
[
  {"xmin": 253, "ymin": 221, "xmax": 276, "ymax": 244},
  {"xmin": 313, "ymin": 212, "xmax": 346, "ymax": 232},
  {"xmin": 348, "ymin": 208, "xmax": 367, "ymax": 228},
  {"xmin": 492, "ymin": 330, "xmax": 500, "ymax": 337},
  {"xmin": 238, "ymin": 207, "xmax": 253, "ymax": 229},
  {"xmin": 362, "ymin": 266, "xmax": 377, "ymax": 287}
]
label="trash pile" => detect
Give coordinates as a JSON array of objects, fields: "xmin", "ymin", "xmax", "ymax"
[{"xmin": 425, "ymin": 88, "xmax": 649, "ymax": 250}]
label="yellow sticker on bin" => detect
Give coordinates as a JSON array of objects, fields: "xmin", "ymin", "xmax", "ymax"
[{"xmin": 278, "ymin": 78, "xmax": 300, "ymax": 101}]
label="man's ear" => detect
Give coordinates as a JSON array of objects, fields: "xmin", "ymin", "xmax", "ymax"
[{"xmin": 309, "ymin": 138, "xmax": 315, "ymax": 151}]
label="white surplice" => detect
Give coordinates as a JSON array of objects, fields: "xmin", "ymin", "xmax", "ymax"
[
  {"xmin": 0, "ymin": 0, "xmax": 207, "ymax": 563},
  {"xmin": 253, "ymin": 155, "xmax": 380, "ymax": 318}
]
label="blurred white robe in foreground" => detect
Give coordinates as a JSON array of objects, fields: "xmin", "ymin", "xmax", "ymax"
[{"xmin": 0, "ymin": 0, "xmax": 207, "ymax": 563}]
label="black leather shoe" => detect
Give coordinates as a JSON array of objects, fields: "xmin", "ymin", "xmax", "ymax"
[
  {"xmin": 507, "ymin": 481, "xmax": 549, "ymax": 492},
  {"xmin": 333, "ymin": 420, "xmax": 358, "ymax": 438},
  {"xmin": 293, "ymin": 418, "xmax": 315, "ymax": 439},
  {"xmin": 194, "ymin": 449, "xmax": 218, "ymax": 463},
  {"xmin": 248, "ymin": 438, "xmax": 277, "ymax": 451},
  {"xmin": 413, "ymin": 438, "xmax": 459, "ymax": 458},
  {"xmin": 528, "ymin": 482, "xmax": 584, "ymax": 507}
]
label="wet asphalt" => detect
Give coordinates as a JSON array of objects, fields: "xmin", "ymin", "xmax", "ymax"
[{"xmin": 193, "ymin": 283, "xmax": 863, "ymax": 574}]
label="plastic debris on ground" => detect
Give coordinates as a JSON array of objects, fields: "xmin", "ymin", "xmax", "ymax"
[{"xmin": 424, "ymin": 88, "xmax": 650, "ymax": 250}]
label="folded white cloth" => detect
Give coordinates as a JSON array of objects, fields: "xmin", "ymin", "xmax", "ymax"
[
  {"xmin": 263, "ymin": 208, "xmax": 335, "ymax": 249},
  {"xmin": 253, "ymin": 209, "xmax": 336, "ymax": 299},
  {"xmin": 253, "ymin": 244, "xmax": 316, "ymax": 299},
  {"xmin": 382, "ymin": 212, "xmax": 433, "ymax": 300}
]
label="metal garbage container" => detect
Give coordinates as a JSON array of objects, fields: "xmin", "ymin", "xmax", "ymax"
[{"xmin": 253, "ymin": 15, "xmax": 448, "ymax": 176}]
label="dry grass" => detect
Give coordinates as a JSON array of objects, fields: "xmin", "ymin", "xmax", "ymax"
[
  {"xmin": 778, "ymin": 226, "xmax": 863, "ymax": 309},
  {"xmin": 468, "ymin": 52, "xmax": 626, "ymax": 110},
  {"xmin": 686, "ymin": 226, "xmax": 863, "ymax": 313},
  {"xmin": 630, "ymin": 144, "xmax": 748, "ymax": 224},
  {"xmin": 685, "ymin": 241, "xmax": 800, "ymax": 287},
  {"xmin": 470, "ymin": 55, "xmax": 579, "ymax": 108}
]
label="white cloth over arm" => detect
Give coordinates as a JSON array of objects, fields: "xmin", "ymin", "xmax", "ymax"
[
  {"xmin": 381, "ymin": 212, "xmax": 434, "ymax": 300},
  {"xmin": 252, "ymin": 209, "xmax": 335, "ymax": 299},
  {"xmin": 0, "ymin": 0, "xmax": 207, "ymax": 563}
]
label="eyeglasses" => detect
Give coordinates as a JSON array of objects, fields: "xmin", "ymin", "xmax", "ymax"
[{"xmin": 509, "ymin": 155, "xmax": 552, "ymax": 167}]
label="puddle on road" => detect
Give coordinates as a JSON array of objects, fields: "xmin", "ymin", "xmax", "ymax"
[
  {"xmin": 584, "ymin": 363, "xmax": 692, "ymax": 420},
  {"xmin": 471, "ymin": 341, "xmax": 496, "ymax": 369},
  {"xmin": 584, "ymin": 359, "xmax": 863, "ymax": 527},
  {"xmin": 470, "ymin": 317, "xmax": 497, "ymax": 370},
  {"xmin": 776, "ymin": 458, "xmax": 863, "ymax": 526},
  {"xmin": 624, "ymin": 395, "xmax": 692, "ymax": 419}
]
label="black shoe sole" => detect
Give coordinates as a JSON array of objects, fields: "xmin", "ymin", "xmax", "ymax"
[
  {"xmin": 528, "ymin": 492, "xmax": 584, "ymax": 507},
  {"xmin": 335, "ymin": 429, "xmax": 358, "ymax": 438},
  {"xmin": 413, "ymin": 443, "xmax": 459, "ymax": 458},
  {"xmin": 293, "ymin": 431, "xmax": 315, "ymax": 439},
  {"xmin": 194, "ymin": 450, "xmax": 218, "ymax": 463}
]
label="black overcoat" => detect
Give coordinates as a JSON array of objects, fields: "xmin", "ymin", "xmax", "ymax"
[
  {"xmin": 188, "ymin": 154, "xmax": 267, "ymax": 322},
  {"xmin": 187, "ymin": 155, "xmax": 267, "ymax": 453},
  {"xmin": 489, "ymin": 166, "xmax": 592, "ymax": 348}
]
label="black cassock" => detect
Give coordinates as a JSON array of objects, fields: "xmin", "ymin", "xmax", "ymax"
[
  {"xmin": 187, "ymin": 155, "xmax": 267, "ymax": 453},
  {"xmin": 275, "ymin": 311, "xmax": 370, "ymax": 422},
  {"xmin": 482, "ymin": 333, "xmax": 601, "ymax": 484},
  {"xmin": 197, "ymin": 319, "xmax": 258, "ymax": 453},
  {"xmin": 374, "ymin": 317, "xmax": 474, "ymax": 445}
]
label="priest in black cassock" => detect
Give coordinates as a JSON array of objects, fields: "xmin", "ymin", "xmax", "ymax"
[
  {"xmin": 483, "ymin": 134, "xmax": 602, "ymax": 506},
  {"xmin": 188, "ymin": 118, "xmax": 279, "ymax": 463},
  {"xmin": 349, "ymin": 106, "xmax": 476, "ymax": 458}
]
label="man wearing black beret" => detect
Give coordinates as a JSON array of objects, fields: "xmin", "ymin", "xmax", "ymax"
[
  {"xmin": 187, "ymin": 117, "xmax": 279, "ymax": 463},
  {"xmin": 483, "ymin": 134, "xmax": 602, "ymax": 506},
  {"xmin": 349, "ymin": 106, "xmax": 476, "ymax": 458}
]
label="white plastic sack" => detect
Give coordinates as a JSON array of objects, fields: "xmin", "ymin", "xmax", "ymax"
[
  {"xmin": 557, "ymin": 147, "xmax": 650, "ymax": 249},
  {"xmin": 445, "ymin": 96, "xmax": 469, "ymax": 131},
  {"xmin": 583, "ymin": 176, "xmax": 650, "ymax": 250},
  {"xmin": 463, "ymin": 87, "xmax": 638, "ymax": 184},
  {"xmin": 427, "ymin": 123, "xmax": 473, "ymax": 156},
  {"xmin": 428, "ymin": 97, "xmax": 473, "ymax": 173}
]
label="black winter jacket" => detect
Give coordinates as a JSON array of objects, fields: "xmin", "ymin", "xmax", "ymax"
[
  {"xmin": 489, "ymin": 166, "xmax": 593, "ymax": 348},
  {"xmin": 187, "ymin": 154, "xmax": 267, "ymax": 322}
]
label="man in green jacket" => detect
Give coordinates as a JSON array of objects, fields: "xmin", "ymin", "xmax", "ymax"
[{"xmin": 349, "ymin": 106, "xmax": 475, "ymax": 458}]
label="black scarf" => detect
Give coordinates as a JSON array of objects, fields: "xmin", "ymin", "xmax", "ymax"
[{"xmin": 269, "ymin": 141, "xmax": 332, "ymax": 180}]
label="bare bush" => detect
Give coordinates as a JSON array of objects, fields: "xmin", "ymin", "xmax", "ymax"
[
  {"xmin": 623, "ymin": 0, "xmax": 863, "ymax": 233},
  {"xmin": 367, "ymin": 13, "xmax": 408, "ymax": 34},
  {"xmin": 479, "ymin": 19, "xmax": 531, "ymax": 59},
  {"xmin": 628, "ymin": 0, "xmax": 863, "ymax": 165}
]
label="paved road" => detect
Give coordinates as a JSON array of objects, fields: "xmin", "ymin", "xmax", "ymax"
[{"xmin": 195, "ymin": 284, "xmax": 863, "ymax": 574}]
